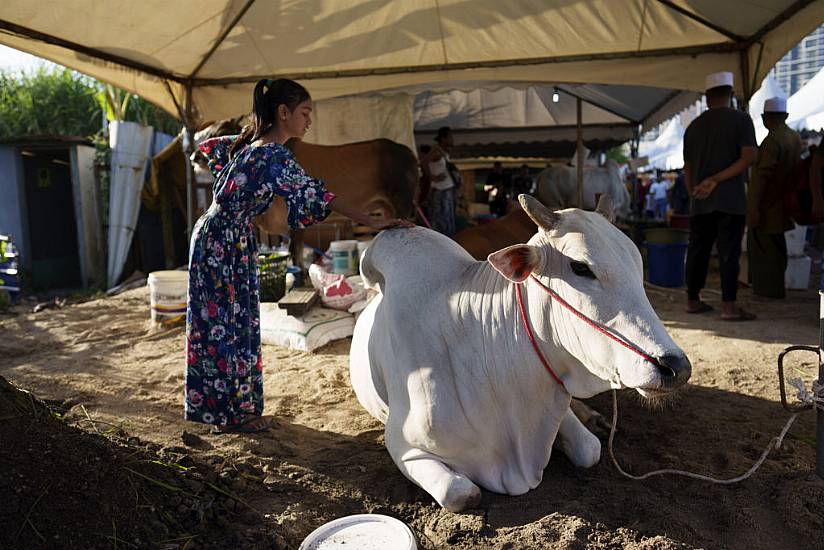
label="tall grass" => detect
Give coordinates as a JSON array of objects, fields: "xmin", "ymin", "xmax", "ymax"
[{"xmin": 0, "ymin": 67, "xmax": 180, "ymax": 139}]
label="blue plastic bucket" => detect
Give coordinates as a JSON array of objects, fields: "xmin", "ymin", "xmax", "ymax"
[{"xmin": 646, "ymin": 242, "xmax": 688, "ymax": 287}]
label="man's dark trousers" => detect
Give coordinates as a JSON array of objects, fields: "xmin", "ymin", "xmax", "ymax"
[{"xmin": 685, "ymin": 211, "xmax": 746, "ymax": 302}]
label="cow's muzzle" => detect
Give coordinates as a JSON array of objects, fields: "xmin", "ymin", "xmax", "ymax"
[{"xmin": 652, "ymin": 352, "xmax": 692, "ymax": 390}]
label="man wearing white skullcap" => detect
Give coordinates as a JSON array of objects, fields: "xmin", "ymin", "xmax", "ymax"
[
  {"xmin": 683, "ymin": 71, "xmax": 758, "ymax": 320},
  {"xmin": 747, "ymin": 96, "xmax": 802, "ymax": 298}
]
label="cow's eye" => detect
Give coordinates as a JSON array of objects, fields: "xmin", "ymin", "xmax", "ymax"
[{"xmin": 570, "ymin": 261, "xmax": 596, "ymax": 279}]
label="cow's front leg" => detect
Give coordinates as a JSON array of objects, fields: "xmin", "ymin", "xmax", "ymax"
[
  {"xmin": 570, "ymin": 398, "xmax": 611, "ymax": 438},
  {"xmin": 554, "ymin": 407, "xmax": 601, "ymax": 468},
  {"xmin": 386, "ymin": 439, "xmax": 481, "ymax": 512}
]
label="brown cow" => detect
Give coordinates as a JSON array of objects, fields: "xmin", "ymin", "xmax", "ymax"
[
  {"xmin": 453, "ymin": 205, "xmax": 536, "ymax": 260},
  {"xmin": 255, "ymin": 138, "xmax": 418, "ymax": 237}
]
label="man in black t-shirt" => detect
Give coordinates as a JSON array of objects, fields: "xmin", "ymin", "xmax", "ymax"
[{"xmin": 683, "ymin": 71, "xmax": 757, "ymax": 321}]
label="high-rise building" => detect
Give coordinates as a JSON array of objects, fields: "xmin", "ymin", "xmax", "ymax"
[{"xmin": 770, "ymin": 24, "xmax": 824, "ymax": 96}]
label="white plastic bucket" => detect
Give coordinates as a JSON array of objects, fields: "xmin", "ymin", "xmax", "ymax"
[
  {"xmin": 298, "ymin": 514, "xmax": 417, "ymax": 550},
  {"xmin": 330, "ymin": 240, "xmax": 358, "ymax": 276},
  {"xmin": 785, "ymin": 224, "xmax": 807, "ymax": 257},
  {"xmin": 785, "ymin": 255, "xmax": 811, "ymax": 290},
  {"xmin": 147, "ymin": 270, "xmax": 188, "ymax": 327}
]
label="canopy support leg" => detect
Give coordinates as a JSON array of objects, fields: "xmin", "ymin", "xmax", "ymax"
[{"xmin": 576, "ymin": 97, "xmax": 584, "ymax": 209}]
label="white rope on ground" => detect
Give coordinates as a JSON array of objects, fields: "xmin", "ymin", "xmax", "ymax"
[
  {"xmin": 789, "ymin": 377, "xmax": 824, "ymax": 411},
  {"xmin": 607, "ymin": 376, "xmax": 823, "ymax": 484}
]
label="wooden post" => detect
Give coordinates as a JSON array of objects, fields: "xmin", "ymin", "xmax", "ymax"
[{"xmin": 576, "ymin": 97, "xmax": 584, "ymax": 208}]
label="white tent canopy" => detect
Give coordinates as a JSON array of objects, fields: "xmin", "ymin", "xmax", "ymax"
[
  {"xmin": 2, "ymin": 1, "xmax": 822, "ymax": 124},
  {"xmin": 787, "ymin": 66, "xmax": 824, "ymax": 130},
  {"xmin": 411, "ymin": 82, "xmax": 700, "ymax": 134},
  {"xmin": 638, "ymin": 118, "xmax": 686, "ymax": 170},
  {"xmin": 408, "ymin": 82, "xmax": 700, "ymax": 157}
]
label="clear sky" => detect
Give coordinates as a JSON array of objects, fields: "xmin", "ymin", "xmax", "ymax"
[{"xmin": 0, "ymin": 45, "xmax": 58, "ymax": 73}]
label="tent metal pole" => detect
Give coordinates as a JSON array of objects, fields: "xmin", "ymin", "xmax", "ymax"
[
  {"xmin": 184, "ymin": 84, "xmax": 195, "ymax": 240},
  {"xmin": 577, "ymin": 97, "xmax": 584, "ymax": 208},
  {"xmin": 739, "ymin": 50, "xmax": 752, "ymax": 107},
  {"xmin": 188, "ymin": 0, "xmax": 257, "ymax": 79},
  {"xmin": 819, "ymin": 291, "xmax": 824, "ymax": 479}
]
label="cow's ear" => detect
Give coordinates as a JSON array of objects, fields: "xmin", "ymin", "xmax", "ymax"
[
  {"xmin": 519, "ymin": 194, "xmax": 559, "ymax": 231},
  {"xmin": 595, "ymin": 193, "xmax": 615, "ymax": 223},
  {"xmin": 488, "ymin": 244, "xmax": 540, "ymax": 283}
]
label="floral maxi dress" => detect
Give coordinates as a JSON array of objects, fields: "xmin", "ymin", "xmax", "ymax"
[{"xmin": 185, "ymin": 136, "xmax": 334, "ymax": 427}]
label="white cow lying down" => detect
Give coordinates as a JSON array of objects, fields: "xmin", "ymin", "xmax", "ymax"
[{"xmin": 349, "ymin": 195, "xmax": 691, "ymax": 512}]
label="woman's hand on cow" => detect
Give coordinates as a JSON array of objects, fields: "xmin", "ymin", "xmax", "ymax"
[
  {"xmin": 329, "ymin": 196, "xmax": 414, "ymax": 230},
  {"xmin": 371, "ymin": 218, "xmax": 415, "ymax": 230}
]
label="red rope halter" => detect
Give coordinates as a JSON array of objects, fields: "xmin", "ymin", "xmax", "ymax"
[{"xmin": 515, "ymin": 275, "xmax": 661, "ymax": 390}]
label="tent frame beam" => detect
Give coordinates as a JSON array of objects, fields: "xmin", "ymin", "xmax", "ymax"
[
  {"xmin": 745, "ymin": 0, "xmax": 816, "ymax": 47},
  {"xmin": 418, "ymin": 122, "xmax": 635, "ymax": 135},
  {"xmin": 655, "ymin": 1, "xmax": 744, "ymax": 42},
  {"xmin": 641, "ymin": 89, "xmax": 686, "ymax": 127},
  {"xmin": 0, "ymin": 18, "xmax": 184, "ymax": 82},
  {"xmin": 555, "ymin": 85, "xmax": 641, "ymax": 125},
  {"xmin": 188, "ymin": 0, "xmax": 257, "ymax": 79},
  {"xmin": 188, "ymin": 42, "xmax": 741, "ymax": 86}
]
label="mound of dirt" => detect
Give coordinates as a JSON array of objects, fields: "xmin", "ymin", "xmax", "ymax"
[{"xmin": 0, "ymin": 376, "xmax": 280, "ymax": 550}]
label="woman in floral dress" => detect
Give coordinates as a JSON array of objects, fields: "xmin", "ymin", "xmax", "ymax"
[{"xmin": 186, "ymin": 79, "xmax": 411, "ymax": 433}]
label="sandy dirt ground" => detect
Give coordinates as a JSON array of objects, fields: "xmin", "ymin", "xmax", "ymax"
[{"xmin": 2, "ymin": 272, "xmax": 824, "ymax": 549}]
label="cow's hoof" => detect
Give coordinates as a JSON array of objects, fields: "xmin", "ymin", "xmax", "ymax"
[
  {"xmin": 440, "ymin": 475, "xmax": 482, "ymax": 513},
  {"xmin": 570, "ymin": 437, "xmax": 601, "ymax": 469}
]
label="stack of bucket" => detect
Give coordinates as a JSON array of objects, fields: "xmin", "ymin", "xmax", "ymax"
[
  {"xmin": 644, "ymin": 228, "xmax": 690, "ymax": 287},
  {"xmin": 785, "ymin": 224, "xmax": 811, "ymax": 290}
]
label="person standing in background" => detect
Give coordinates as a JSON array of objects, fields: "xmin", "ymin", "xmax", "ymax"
[
  {"xmin": 421, "ymin": 127, "xmax": 458, "ymax": 236},
  {"xmin": 417, "ymin": 144, "xmax": 432, "ymax": 208},
  {"xmin": 747, "ymin": 97, "xmax": 802, "ymax": 299},
  {"xmin": 808, "ymin": 144, "xmax": 824, "ymax": 290},
  {"xmin": 513, "ymin": 164, "xmax": 534, "ymax": 195},
  {"xmin": 487, "ymin": 161, "xmax": 510, "ymax": 217},
  {"xmin": 649, "ymin": 176, "xmax": 670, "ymax": 221},
  {"xmin": 683, "ymin": 71, "xmax": 757, "ymax": 320},
  {"xmin": 671, "ymin": 170, "xmax": 690, "ymax": 215}
]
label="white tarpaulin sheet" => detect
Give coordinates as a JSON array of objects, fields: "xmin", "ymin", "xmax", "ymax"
[
  {"xmin": 107, "ymin": 121, "xmax": 153, "ymax": 287},
  {"xmin": 2, "ymin": 1, "xmax": 822, "ymax": 123},
  {"xmin": 305, "ymin": 94, "xmax": 415, "ymax": 152}
]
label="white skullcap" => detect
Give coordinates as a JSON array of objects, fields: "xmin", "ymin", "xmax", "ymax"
[
  {"xmin": 705, "ymin": 71, "xmax": 734, "ymax": 90},
  {"xmin": 763, "ymin": 96, "xmax": 787, "ymax": 113}
]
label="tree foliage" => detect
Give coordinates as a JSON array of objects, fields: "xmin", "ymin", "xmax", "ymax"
[
  {"xmin": 0, "ymin": 67, "xmax": 180, "ymax": 139},
  {"xmin": 605, "ymin": 144, "xmax": 630, "ymax": 165}
]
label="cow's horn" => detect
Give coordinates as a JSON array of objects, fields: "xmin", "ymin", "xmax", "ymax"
[
  {"xmin": 519, "ymin": 194, "xmax": 559, "ymax": 231},
  {"xmin": 595, "ymin": 193, "xmax": 615, "ymax": 222}
]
